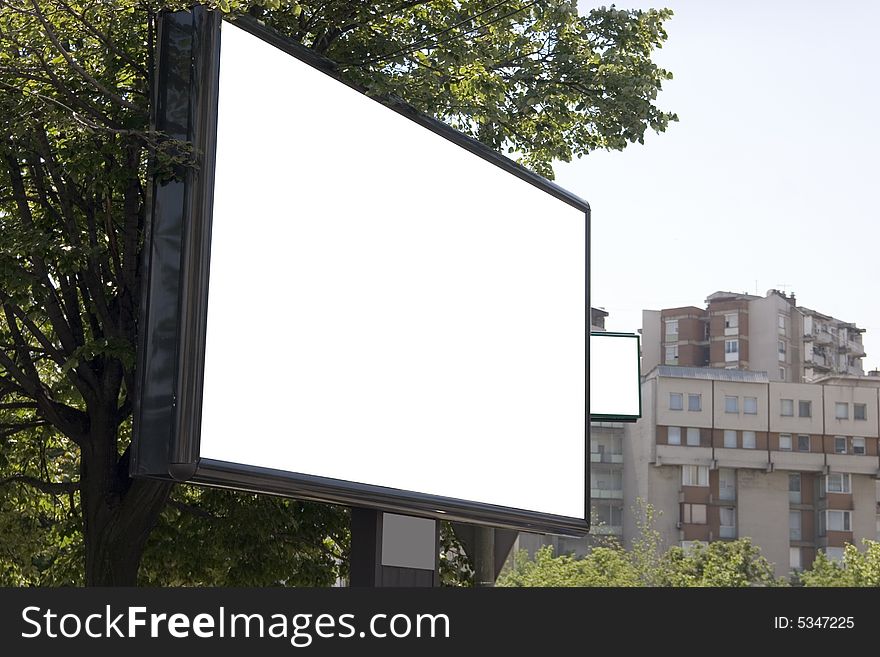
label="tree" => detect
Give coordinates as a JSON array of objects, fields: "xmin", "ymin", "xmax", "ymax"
[
  {"xmin": 497, "ymin": 545, "xmax": 639, "ymax": 587},
  {"xmin": 798, "ymin": 541, "xmax": 880, "ymax": 587},
  {"xmin": 498, "ymin": 500, "xmax": 786, "ymax": 587},
  {"xmin": 497, "ymin": 538, "xmax": 786, "ymax": 588},
  {"xmin": 0, "ymin": 0, "xmax": 676, "ymax": 585},
  {"xmin": 658, "ymin": 540, "xmax": 783, "ymax": 587}
]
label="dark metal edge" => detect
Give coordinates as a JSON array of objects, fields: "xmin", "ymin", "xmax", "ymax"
[
  {"xmin": 189, "ymin": 459, "xmax": 590, "ymax": 536},
  {"xmin": 172, "ymin": 7, "xmax": 221, "ymax": 472}
]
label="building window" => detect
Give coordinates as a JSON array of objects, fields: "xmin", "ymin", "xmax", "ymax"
[
  {"xmin": 779, "ymin": 433, "xmax": 792, "ymax": 451},
  {"xmin": 595, "ymin": 502, "xmax": 623, "ymax": 528},
  {"xmin": 778, "ymin": 314, "xmax": 786, "ymax": 334},
  {"xmin": 742, "ymin": 431, "xmax": 756, "ymax": 449},
  {"xmin": 725, "ymin": 339, "xmax": 739, "ymax": 362},
  {"xmin": 681, "ymin": 503, "xmax": 707, "ymax": 524},
  {"xmin": 688, "ymin": 394, "xmax": 702, "ymax": 412},
  {"xmin": 667, "ymin": 426, "xmax": 681, "ymax": 445},
  {"xmin": 826, "ymin": 473, "xmax": 851, "ymax": 494},
  {"xmin": 852, "ymin": 436, "xmax": 865, "ymax": 455},
  {"xmin": 723, "ymin": 430, "xmax": 737, "ymax": 448},
  {"xmin": 790, "ymin": 547, "xmax": 802, "ymax": 571},
  {"xmin": 719, "ymin": 468, "xmax": 736, "ymax": 501},
  {"xmin": 788, "ymin": 473, "xmax": 801, "ymax": 504},
  {"xmin": 854, "ymin": 403, "xmax": 867, "ymax": 421},
  {"xmin": 834, "ymin": 436, "xmax": 847, "ymax": 454},
  {"xmin": 826, "ymin": 510, "xmax": 851, "ymax": 532},
  {"xmin": 720, "ymin": 507, "xmax": 736, "ymax": 538},
  {"xmin": 665, "ymin": 345, "xmax": 679, "ymax": 365},
  {"xmin": 669, "ymin": 392, "xmax": 683, "ymax": 411},
  {"xmin": 725, "ymin": 396, "xmax": 738, "ymax": 413},
  {"xmin": 665, "ymin": 319, "xmax": 679, "ymax": 341},
  {"xmin": 779, "ymin": 367, "xmax": 786, "ymax": 380},
  {"xmin": 835, "ymin": 402, "xmax": 849, "ymax": 420},
  {"xmin": 724, "ymin": 313, "xmax": 738, "ymax": 334},
  {"xmin": 744, "ymin": 397, "xmax": 758, "ymax": 415},
  {"xmin": 798, "ymin": 400, "xmax": 812, "ymax": 418},
  {"xmin": 682, "ymin": 465, "xmax": 709, "ymax": 487},
  {"xmin": 780, "ymin": 399, "xmax": 794, "ymax": 417},
  {"xmin": 789, "ymin": 510, "xmax": 802, "ymax": 541},
  {"xmin": 778, "ymin": 340, "xmax": 786, "ymax": 361},
  {"xmin": 686, "ymin": 427, "xmax": 701, "ymax": 446},
  {"xmin": 797, "ymin": 434, "xmax": 810, "ymax": 452}
]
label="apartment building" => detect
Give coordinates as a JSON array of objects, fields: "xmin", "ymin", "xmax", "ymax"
[
  {"xmin": 627, "ymin": 366, "xmax": 880, "ymax": 576},
  {"xmin": 642, "ymin": 290, "xmax": 865, "ymax": 382}
]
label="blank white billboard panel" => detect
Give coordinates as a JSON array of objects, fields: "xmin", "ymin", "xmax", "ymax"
[{"xmin": 197, "ymin": 23, "xmax": 588, "ymax": 520}]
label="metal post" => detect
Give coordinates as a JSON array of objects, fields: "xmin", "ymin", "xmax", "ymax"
[{"xmin": 474, "ymin": 526, "xmax": 496, "ymax": 587}]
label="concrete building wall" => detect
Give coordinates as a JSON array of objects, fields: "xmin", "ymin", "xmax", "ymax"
[
  {"xmin": 823, "ymin": 385, "xmax": 880, "ymax": 437},
  {"xmin": 636, "ymin": 465, "xmax": 681, "ymax": 554},
  {"xmin": 712, "ymin": 381, "xmax": 768, "ymax": 431},
  {"xmin": 736, "ymin": 469, "xmax": 791, "ymax": 577},
  {"xmin": 656, "ymin": 377, "xmax": 714, "ymax": 428},
  {"xmin": 748, "ymin": 293, "xmax": 796, "ymax": 382},
  {"xmin": 768, "ymin": 382, "xmax": 824, "ymax": 434},
  {"xmin": 623, "ymin": 380, "xmax": 657, "ymax": 545},
  {"xmin": 852, "ymin": 474, "xmax": 877, "ymax": 547},
  {"xmin": 641, "ymin": 310, "xmax": 661, "ymax": 373}
]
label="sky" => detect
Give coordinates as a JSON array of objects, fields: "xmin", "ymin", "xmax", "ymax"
[{"xmin": 559, "ymin": 1, "xmax": 880, "ymax": 371}]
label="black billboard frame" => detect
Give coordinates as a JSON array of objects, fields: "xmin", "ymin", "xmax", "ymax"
[{"xmin": 132, "ymin": 7, "xmax": 592, "ymax": 536}]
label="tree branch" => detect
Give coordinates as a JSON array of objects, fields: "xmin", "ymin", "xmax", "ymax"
[
  {"xmin": 29, "ymin": 0, "xmax": 141, "ymax": 112},
  {"xmin": 168, "ymin": 499, "xmax": 219, "ymax": 522},
  {"xmin": 53, "ymin": 0, "xmax": 149, "ymax": 78},
  {"xmin": 0, "ymin": 474, "xmax": 79, "ymax": 495}
]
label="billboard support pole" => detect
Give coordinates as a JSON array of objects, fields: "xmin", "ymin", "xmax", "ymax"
[
  {"xmin": 350, "ymin": 508, "xmax": 440, "ymax": 587},
  {"xmin": 473, "ymin": 527, "xmax": 496, "ymax": 587}
]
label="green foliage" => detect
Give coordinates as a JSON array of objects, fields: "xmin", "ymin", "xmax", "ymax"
[
  {"xmin": 140, "ymin": 488, "xmax": 349, "ymax": 586},
  {"xmin": 660, "ymin": 541, "xmax": 782, "ymax": 587},
  {"xmin": 498, "ymin": 501, "xmax": 786, "ymax": 587},
  {"xmin": 238, "ymin": 1, "xmax": 678, "ymax": 178},
  {"xmin": 439, "ymin": 521, "xmax": 475, "ymax": 586},
  {"xmin": 799, "ymin": 542, "xmax": 880, "ymax": 587},
  {"xmin": 497, "ymin": 545, "xmax": 639, "ymax": 587},
  {"xmin": 628, "ymin": 498, "xmax": 671, "ymax": 585},
  {"xmin": 1, "ymin": 1, "xmax": 675, "ymax": 584}
]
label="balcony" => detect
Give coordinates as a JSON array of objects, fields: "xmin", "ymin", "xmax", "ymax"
[
  {"xmin": 848, "ymin": 342, "xmax": 867, "ymax": 357},
  {"xmin": 770, "ymin": 450, "xmax": 825, "ymax": 472},
  {"xmin": 719, "ymin": 526, "xmax": 737, "ymax": 539},
  {"xmin": 714, "ymin": 447, "xmax": 770, "ymax": 471},
  {"xmin": 814, "ymin": 332, "xmax": 832, "ymax": 345},
  {"xmin": 591, "ymin": 488, "xmax": 623, "ymax": 500},
  {"xmin": 655, "ymin": 444, "xmax": 713, "ymax": 467},
  {"xmin": 826, "ymin": 453, "xmax": 879, "ymax": 476},
  {"xmin": 591, "ymin": 452, "xmax": 624, "ymax": 464}
]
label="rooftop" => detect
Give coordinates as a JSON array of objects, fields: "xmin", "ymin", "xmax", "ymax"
[{"xmin": 651, "ymin": 365, "xmax": 770, "ymax": 383}]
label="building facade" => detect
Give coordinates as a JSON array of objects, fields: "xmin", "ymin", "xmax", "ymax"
[
  {"xmin": 512, "ymin": 303, "xmax": 875, "ymax": 579},
  {"xmin": 642, "ymin": 290, "xmax": 865, "ymax": 383},
  {"xmin": 627, "ymin": 366, "xmax": 880, "ymax": 576}
]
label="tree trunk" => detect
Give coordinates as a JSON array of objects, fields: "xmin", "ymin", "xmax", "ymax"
[{"xmin": 80, "ymin": 417, "xmax": 173, "ymax": 586}]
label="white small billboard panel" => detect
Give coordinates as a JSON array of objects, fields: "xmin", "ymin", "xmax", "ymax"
[{"xmin": 589, "ymin": 333, "xmax": 641, "ymax": 421}]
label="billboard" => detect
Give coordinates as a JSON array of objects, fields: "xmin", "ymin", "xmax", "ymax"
[
  {"xmin": 133, "ymin": 9, "xmax": 591, "ymax": 534},
  {"xmin": 589, "ymin": 333, "xmax": 641, "ymax": 422}
]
